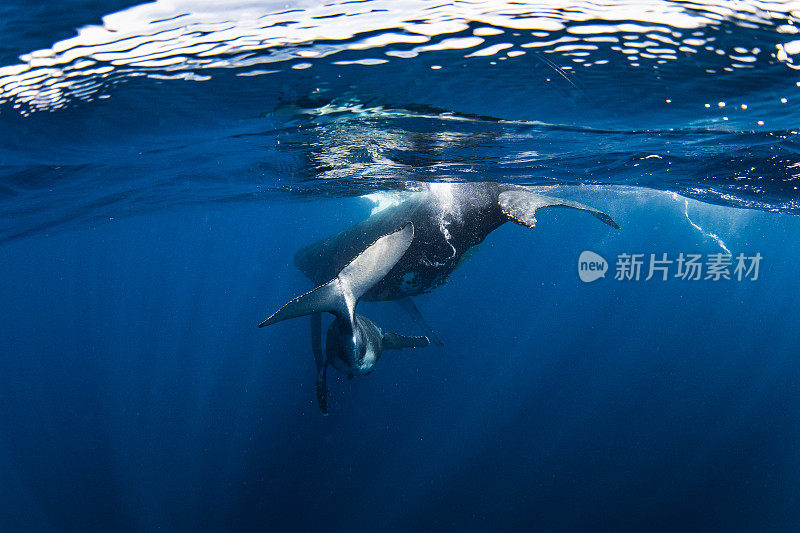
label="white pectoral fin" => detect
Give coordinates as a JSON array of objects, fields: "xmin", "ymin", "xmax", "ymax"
[
  {"xmin": 382, "ymin": 332, "xmax": 430, "ymax": 350},
  {"xmin": 498, "ymin": 190, "xmax": 620, "ymax": 229},
  {"xmin": 339, "ymin": 222, "xmax": 414, "ymax": 299},
  {"xmin": 396, "ymin": 297, "xmax": 444, "ymax": 347},
  {"xmin": 259, "ymin": 222, "xmax": 415, "ymax": 329},
  {"xmin": 258, "ymin": 278, "xmax": 349, "ymax": 327}
]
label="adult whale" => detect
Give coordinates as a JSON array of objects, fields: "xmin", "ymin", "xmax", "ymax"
[{"xmin": 294, "ymin": 182, "xmax": 620, "ymax": 342}]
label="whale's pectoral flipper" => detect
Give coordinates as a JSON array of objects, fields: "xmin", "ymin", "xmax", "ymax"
[
  {"xmin": 396, "ymin": 297, "xmax": 444, "ymax": 347},
  {"xmin": 316, "ymin": 363, "xmax": 328, "ymax": 414},
  {"xmin": 259, "ymin": 277, "xmax": 350, "ymax": 327},
  {"xmin": 259, "ymin": 222, "xmax": 416, "ymax": 328},
  {"xmin": 382, "ymin": 332, "xmax": 430, "ymax": 350},
  {"xmin": 309, "ymin": 313, "xmax": 328, "ymax": 415},
  {"xmin": 260, "ymin": 223, "xmax": 415, "ymax": 413},
  {"xmin": 498, "ymin": 190, "xmax": 620, "ymax": 230}
]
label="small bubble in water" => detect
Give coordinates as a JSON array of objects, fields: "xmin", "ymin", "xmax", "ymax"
[
  {"xmin": 718, "ymin": 101, "xmax": 726, "ymax": 107},
  {"xmin": 741, "ymin": 104, "xmax": 748, "ymax": 109},
  {"xmin": 704, "ymin": 103, "xmax": 711, "ymax": 108},
  {"xmin": 781, "ymin": 97, "xmax": 788, "ymax": 103},
  {"xmin": 757, "ymin": 120, "xmax": 765, "ymax": 126}
]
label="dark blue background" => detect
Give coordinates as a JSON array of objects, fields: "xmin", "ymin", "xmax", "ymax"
[
  {"xmin": 3, "ymin": 0, "xmax": 800, "ymax": 530},
  {"xmin": 2, "ymin": 191, "xmax": 799, "ymax": 531}
]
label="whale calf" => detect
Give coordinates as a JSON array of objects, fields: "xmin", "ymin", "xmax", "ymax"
[{"xmin": 259, "ymin": 223, "xmax": 428, "ymax": 414}]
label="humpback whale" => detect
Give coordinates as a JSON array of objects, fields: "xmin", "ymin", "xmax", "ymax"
[
  {"xmin": 293, "ymin": 182, "xmax": 620, "ymax": 343},
  {"xmin": 259, "ymin": 223, "xmax": 429, "ymax": 414}
]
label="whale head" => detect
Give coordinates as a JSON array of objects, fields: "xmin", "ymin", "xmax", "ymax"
[{"xmin": 326, "ymin": 314, "xmax": 383, "ymax": 376}]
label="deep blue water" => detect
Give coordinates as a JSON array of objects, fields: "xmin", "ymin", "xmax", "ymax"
[{"xmin": 2, "ymin": 1, "xmax": 800, "ymax": 531}]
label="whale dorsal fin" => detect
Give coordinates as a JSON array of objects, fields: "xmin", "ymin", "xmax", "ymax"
[
  {"xmin": 258, "ymin": 222, "xmax": 415, "ymax": 328},
  {"xmin": 382, "ymin": 332, "xmax": 430, "ymax": 350},
  {"xmin": 498, "ymin": 190, "xmax": 620, "ymax": 229}
]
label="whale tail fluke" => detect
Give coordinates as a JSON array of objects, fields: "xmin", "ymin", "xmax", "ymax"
[
  {"xmin": 382, "ymin": 332, "xmax": 430, "ymax": 350},
  {"xmin": 259, "ymin": 222, "xmax": 415, "ymax": 328},
  {"xmin": 499, "ymin": 190, "xmax": 620, "ymax": 229}
]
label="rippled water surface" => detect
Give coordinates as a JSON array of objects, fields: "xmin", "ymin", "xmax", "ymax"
[{"xmin": 3, "ymin": 1, "xmax": 800, "ymax": 240}]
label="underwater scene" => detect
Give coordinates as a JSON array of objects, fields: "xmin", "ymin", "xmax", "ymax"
[{"xmin": 2, "ymin": 0, "xmax": 800, "ymax": 530}]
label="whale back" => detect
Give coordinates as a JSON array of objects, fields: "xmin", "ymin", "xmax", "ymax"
[
  {"xmin": 294, "ymin": 183, "xmax": 506, "ymax": 300},
  {"xmin": 294, "ymin": 195, "xmax": 429, "ymax": 288}
]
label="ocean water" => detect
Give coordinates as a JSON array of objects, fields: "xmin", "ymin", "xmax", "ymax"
[{"xmin": 2, "ymin": 1, "xmax": 800, "ymax": 531}]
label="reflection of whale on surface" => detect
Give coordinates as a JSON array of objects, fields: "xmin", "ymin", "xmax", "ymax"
[
  {"xmin": 294, "ymin": 182, "xmax": 620, "ymax": 343},
  {"xmin": 259, "ymin": 223, "xmax": 428, "ymax": 414}
]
